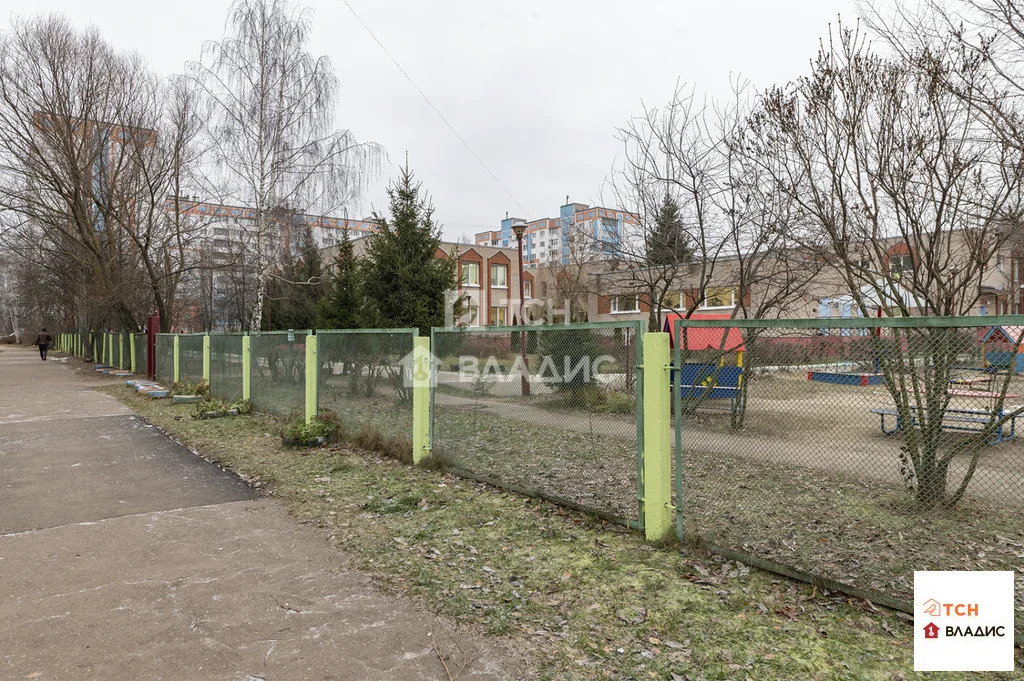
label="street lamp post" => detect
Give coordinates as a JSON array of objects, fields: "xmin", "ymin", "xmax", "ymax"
[{"xmin": 512, "ymin": 220, "xmax": 531, "ymax": 396}]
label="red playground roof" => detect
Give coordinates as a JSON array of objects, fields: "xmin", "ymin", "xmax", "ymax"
[{"xmin": 663, "ymin": 313, "xmax": 746, "ymax": 352}]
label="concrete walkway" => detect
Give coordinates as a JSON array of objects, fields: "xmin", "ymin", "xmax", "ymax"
[{"xmin": 0, "ymin": 346, "xmax": 523, "ymax": 680}]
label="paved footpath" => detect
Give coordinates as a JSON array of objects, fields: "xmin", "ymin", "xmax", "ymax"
[{"xmin": 0, "ymin": 346, "xmax": 524, "ymax": 680}]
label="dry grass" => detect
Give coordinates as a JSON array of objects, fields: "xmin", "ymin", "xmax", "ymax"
[{"xmin": 104, "ymin": 383, "xmax": 1019, "ymax": 680}]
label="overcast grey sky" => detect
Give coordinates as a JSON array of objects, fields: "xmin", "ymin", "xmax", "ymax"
[{"xmin": 1, "ymin": 0, "xmax": 861, "ymax": 241}]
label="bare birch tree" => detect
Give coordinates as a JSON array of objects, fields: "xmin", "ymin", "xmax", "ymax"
[{"xmin": 189, "ymin": 0, "xmax": 383, "ymax": 331}]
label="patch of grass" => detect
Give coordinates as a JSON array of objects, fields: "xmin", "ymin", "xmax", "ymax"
[
  {"xmin": 170, "ymin": 378, "xmax": 210, "ymax": 398},
  {"xmin": 100, "ymin": 383, "xmax": 1018, "ymax": 680},
  {"xmin": 600, "ymin": 390, "xmax": 636, "ymax": 414},
  {"xmin": 280, "ymin": 411, "xmax": 341, "ymax": 444}
]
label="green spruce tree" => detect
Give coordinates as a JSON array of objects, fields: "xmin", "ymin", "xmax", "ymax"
[
  {"xmin": 317, "ymin": 229, "xmax": 363, "ymax": 329},
  {"xmin": 265, "ymin": 225, "xmax": 325, "ymax": 331},
  {"xmin": 646, "ymin": 194, "xmax": 691, "ymax": 267},
  {"xmin": 361, "ymin": 164, "xmax": 457, "ymax": 335}
]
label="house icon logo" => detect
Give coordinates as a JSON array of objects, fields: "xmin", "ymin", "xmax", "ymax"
[
  {"xmin": 923, "ymin": 622, "xmax": 940, "ymax": 639},
  {"xmin": 922, "ymin": 598, "xmax": 942, "ymax": 617}
]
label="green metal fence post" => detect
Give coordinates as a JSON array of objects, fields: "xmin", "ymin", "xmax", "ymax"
[
  {"xmin": 130, "ymin": 334, "xmax": 136, "ymax": 373},
  {"xmin": 304, "ymin": 334, "xmax": 318, "ymax": 424},
  {"xmin": 202, "ymin": 334, "xmax": 211, "ymax": 383},
  {"xmin": 642, "ymin": 332, "xmax": 672, "ymax": 542},
  {"xmin": 173, "ymin": 334, "xmax": 180, "ymax": 384},
  {"xmin": 242, "ymin": 336, "xmax": 251, "ymax": 402},
  {"xmin": 413, "ymin": 335, "xmax": 432, "ymax": 465}
]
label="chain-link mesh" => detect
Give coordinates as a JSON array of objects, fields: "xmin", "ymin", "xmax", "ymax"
[
  {"xmin": 249, "ymin": 331, "xmax": 305, "ymax": 416},
  {"xmin": 119, "ymin": 333, "xmax": 128, "ymax": 370},
  {"xmin": 317, "ymin": 329, "xmax": 417, "ymax": 444},
  {"xmin": 155, "ymin": 334, "xmax": 174, "ymax": 383},
  {"xmin": 210, "ymin": 333, "xmax": 245, "ymax": 403},
  {"xmin": 177, "ymin": 334, "xmax": 205, "ymax": 386},
  {"xmin": 133, "ymin": 333, "xmax": 147, "ymax": 375},
  {"xmin": 431, "ymin": 322, "xmax": 644, "ymax": 525},
  {"xmin": 672, "ymin": 317, "xmax": 1024, "ymax": 637}
]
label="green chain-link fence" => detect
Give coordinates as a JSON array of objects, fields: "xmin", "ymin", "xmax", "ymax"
[
  {"xmin": 672, "ymin": 315, "xmax": 1024, "ymax": 638},
  {"xmin": 177, "ymin": 334, "xmax": 204, "ymax": 386},
  {"xmin": 249, "ymin": 331, "xmax": 306, "ymax": 416},
  {"xmin": 155, "ymin": 334, "xmax": 174, "ymax": 383},
  {"xmin": 431, "ymin": 322, "xmax": 644, "ymax": 526},
  {"xmin": 317, "ymin": 329, "xmax": 418, "ymax": 445},
  {"xmin": 133, "ymin": 333, "xmax": 147, "ymax": 375},
  {"xmin": 210, "ymin": 333, "xmax": 245, "ymax": 403}
]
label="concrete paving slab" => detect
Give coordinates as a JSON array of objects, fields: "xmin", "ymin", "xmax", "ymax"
[
  {"xmin": 1, "ymin": 501, "xmax": 520, "ymax": 681},
  {"xmin": 0, "ymin": 345, "xmax": 526, "ymax": 680},
  {"xmin": 0, "ymin": 414, "xmax": 256, "ymax": 534}
]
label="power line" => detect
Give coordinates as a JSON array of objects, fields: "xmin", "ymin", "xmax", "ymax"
[{"xmin": 341, "ymin": 0, "xmax": 530, "ymax": 217}]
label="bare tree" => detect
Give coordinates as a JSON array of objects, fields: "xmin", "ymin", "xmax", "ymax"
[
  {"xmin": 189, "ymin": 0, "xmax": 383, "ymax": 331},
  {"xmin": 748, "ymin": 22, "xmax": 1024, "ymax": 508}
]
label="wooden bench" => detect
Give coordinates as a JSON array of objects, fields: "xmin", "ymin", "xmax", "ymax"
[
  {"xmin": 672, "ymin": 364, "xmax": 742, "ymax": 414},
  {"xmin": 869, "ymin": 406, "xmax": 1018, "ymax": 444}
]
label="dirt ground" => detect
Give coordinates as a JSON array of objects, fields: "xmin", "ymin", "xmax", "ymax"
[{"xmin": 422, "ymin": 367, "xmax": 1024, "ymax": 638}]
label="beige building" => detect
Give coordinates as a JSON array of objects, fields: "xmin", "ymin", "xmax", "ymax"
[{"xmin": 529, "ymin": 231, "xmax": 1018, "ymax": 329}]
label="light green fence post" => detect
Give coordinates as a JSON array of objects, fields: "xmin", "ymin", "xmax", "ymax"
[
  {"xmin": 642, "ymin": 332, "xmax": 672, "ymax": 542},
  {"xmin": 202, "ymin": 335, "xmax": 211, "ymax": 383},
  {"xmin": 130, "ymin": 334, "xmax": 136, "ymax": 373},
  {"xmin": 173, "ymin": 335, "xmax": 180, "ymax": 384},
  {"xmin": 242, "ymin": 336, "xmax": 251, "ymax": 402},
  {"xmin": 103, "ymin": 333, "xmax": 108, "ymax": 365},
  {"xmin": 304, "ymin": 334, "xmax": 318, "ymax": 424},
  {"xmin": 412, "ymin": 336, "xmax": 432, "ymax": 465}
]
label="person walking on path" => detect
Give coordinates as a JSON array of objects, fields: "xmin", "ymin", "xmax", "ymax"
[{"xmin": 35, "ymin": 327, "xmax": 52, "ymax": 360}]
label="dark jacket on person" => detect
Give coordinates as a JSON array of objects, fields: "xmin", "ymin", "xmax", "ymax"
[{"xmin": 35, "ymin": 331, "xmax": 52, "ymax": 346}]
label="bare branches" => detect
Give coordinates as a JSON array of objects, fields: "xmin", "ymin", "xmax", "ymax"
[{"xmin": 187, "ymin": 0, "xmax": 384, "ymax": 330}]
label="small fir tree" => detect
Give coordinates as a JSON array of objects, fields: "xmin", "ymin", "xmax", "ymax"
[{"xmin": 361, "ymin": 164, "xmax": 458, "ymax": 335}]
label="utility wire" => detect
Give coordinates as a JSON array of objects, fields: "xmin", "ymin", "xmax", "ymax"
[{"xmin": 341, "ymin": 0, "xmax": 530, "ymax": 217}]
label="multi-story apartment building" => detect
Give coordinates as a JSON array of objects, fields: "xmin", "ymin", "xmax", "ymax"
[
  {"xmin": 168, "ymin": 199, "xmax": 377, "ymax": 330},
  {"xmin": 170, "ymin": 199, "xmax": 378, "ymax": 256},
  {"xmin": 474, "ymin": 201, "xmax": 638, "ymax": 268}
]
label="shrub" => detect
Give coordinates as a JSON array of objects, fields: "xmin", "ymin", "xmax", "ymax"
[
  {"xmin": 601, "ymin": 390, "xmax": 635, "ymax": 414},
  {"xmin": 280, "ymin": 411, "xmax": 341, "ymax": 444},
  {"xmin": 170, "ymin": 379, "xmax": 210, "ymax": 398}
]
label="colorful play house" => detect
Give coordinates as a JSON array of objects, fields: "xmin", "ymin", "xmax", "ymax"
[
  {"xmin": 663, "ymin": 313, "xmax": 745, "ymax": 413},
  {"xmin": 981, "ymin": 325, "xmax": 1024, "ymax": 374}
]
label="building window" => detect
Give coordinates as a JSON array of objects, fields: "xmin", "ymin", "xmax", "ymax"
[
  {"xmin": 490, "ymin": 306, "xmax": 507, "ymax": 326},
  {"xmin": 490, "ymin": 264, "xmax": 508, "ymax": 288},
  {"xmin": 890, "ymin": 254, "xmax": 913, "ymax": 274},
  {"xmin": 611, "ymin": 295, "xmax": 639, "ymax": 313},
  {"xmin": 461, "ymin": 261, "xmax": 480, "ymax": 287},
  {"xmin": 660, "ymin": 291, "xmax": 684, "ymax": 310},
  {"xmin": 699, "ymin": 286, "xmax": 738, "ymax": 309},
  {"xmin": 524, "ymin": 281, "xmax": 532, "ymax": 298},
  {"xmin": 463, "ymin": 302, "xmax": 479, "ymax": 326}
]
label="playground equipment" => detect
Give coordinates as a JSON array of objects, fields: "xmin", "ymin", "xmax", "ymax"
[
  {"xmin": 664, "ymin": 313, "xmax": 745, "ymax": 412},
  {"xmin": 980, "ymin": 325, "xmax": 1024, "ymax": 374}
]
